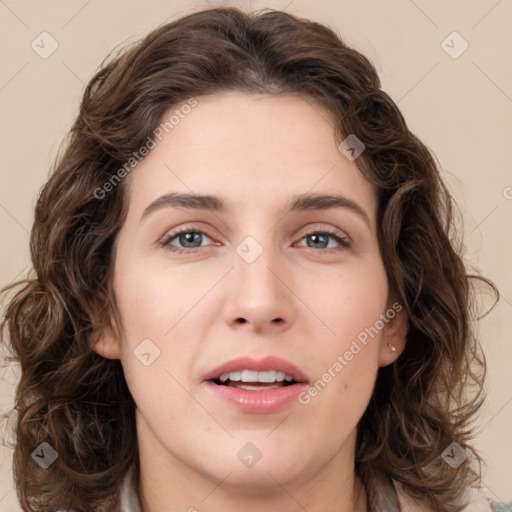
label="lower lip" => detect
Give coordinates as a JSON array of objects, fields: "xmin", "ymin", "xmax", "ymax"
[{"xmin": 203, "ymin": 381, "xmax": 309, "ymax": 413}]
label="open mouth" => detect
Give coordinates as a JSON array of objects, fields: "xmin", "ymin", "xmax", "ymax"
[
  {"xmin": 211, "ymin": 378, "xmax": 298, "ymax": 390},
  {"xmin": 210, "ymin": 370, "xmax": 300, "ymax": 391},
  {"xmin": 203, "ymin": 356, "xmax": 308, "ymax": 398},
  {"xmin": 203, "ymin": 364, "xmax": 309, "ymax": 412}
]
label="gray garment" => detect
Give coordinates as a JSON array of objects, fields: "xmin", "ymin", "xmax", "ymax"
[{"xmin": 120, "ymin": 466, "xmax": 142, "ymax": 512}]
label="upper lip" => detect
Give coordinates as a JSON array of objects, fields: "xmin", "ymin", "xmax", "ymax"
[{"xmin": 203, "ymin": 356, "xmax": 309, "ymax": 383}]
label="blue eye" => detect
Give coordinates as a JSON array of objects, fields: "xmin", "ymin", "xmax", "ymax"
[
  {"xmin": 296, "ymin": 231, "xmax": 351, "ymax": 251},
  {"xmin": 161, "ymin": 229, "xmax": 213, "ymax": 253},
  {"xmin": 160, "ymin": 228, "xmax": 351, "ymax": 254}
]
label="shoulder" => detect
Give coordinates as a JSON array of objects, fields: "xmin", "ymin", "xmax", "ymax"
[{"xmin": 394, "ymin": 480, "xmax": 507, "ymax": 512}]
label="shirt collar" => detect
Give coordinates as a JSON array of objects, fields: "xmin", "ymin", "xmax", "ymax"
[{"xmin": 120, "ymin": 466, "xmax": 142, "ymax": 512}]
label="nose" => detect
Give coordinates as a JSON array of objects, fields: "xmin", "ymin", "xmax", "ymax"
[{"xmin": 222, "ymin": 239, "xmax": 296, "ymax": 334}]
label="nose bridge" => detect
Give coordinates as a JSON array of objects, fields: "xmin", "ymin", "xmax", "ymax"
[
  {"xmin": 224, "ymin": 231, "xmax": 295, "ymax": 329},
  {"xmin": 233, "ymin": 232, "xmax": 283, "ymax": 298}
]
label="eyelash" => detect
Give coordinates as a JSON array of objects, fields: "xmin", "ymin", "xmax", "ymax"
[{"xmin": 159, "ymin": 226, "xmax": 352, "ymax": 255}]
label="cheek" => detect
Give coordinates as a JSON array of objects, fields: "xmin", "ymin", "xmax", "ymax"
[
  {"xmin": 112, "ymin": 258, "xmax": 206, "ymax": 339},
  {"xmin": 312, "ymin": 260, "xmax": 389, "ymax": 340},
  {"xmin": 299, "ymin": 259, "xmax": 388, "ymax": 408},
  {"xmin": 111, "ymin": 258, "xmax": 208, "ymax": 397},
  {"xmin": 301, "ymin": 272, "xmax": 386, "ymax": 428}
]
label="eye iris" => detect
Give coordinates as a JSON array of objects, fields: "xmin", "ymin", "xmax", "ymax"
[
  {"xmin": 179, "ymin": 232, "xmax": 202, "ymax": 247},
  {"xmin": 308, "ymin": 234, "xmax": 328, "ymax": 249}
]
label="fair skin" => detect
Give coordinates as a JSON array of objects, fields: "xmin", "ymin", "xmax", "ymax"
[{"xmin": 94, "ymin": 91, "xmax": 407, "ymax": 512}]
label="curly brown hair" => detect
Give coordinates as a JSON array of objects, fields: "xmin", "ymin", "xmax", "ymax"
[{"xmin": 0, "ymin": 6, "xmax": 498, "ymax": 512}]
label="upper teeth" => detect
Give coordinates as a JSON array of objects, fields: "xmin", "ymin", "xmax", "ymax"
[{"xmin": 219, "ymin": 370, "xmax": 294, "ymax": 383}]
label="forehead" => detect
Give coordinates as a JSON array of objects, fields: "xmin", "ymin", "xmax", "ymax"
[{"xmin": 124, "ymin": 91, "xmax": 377, "ymax": 222}]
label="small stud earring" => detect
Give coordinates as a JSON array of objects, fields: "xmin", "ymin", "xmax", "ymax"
[{"xmin": 387, "ymin": 343, "xmax": 396, "ymax": 352}]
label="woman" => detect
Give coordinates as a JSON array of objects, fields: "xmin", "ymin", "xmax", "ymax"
[{"xmin": 1, "ymin": 6, "xmax": 503, "ymax": 512}]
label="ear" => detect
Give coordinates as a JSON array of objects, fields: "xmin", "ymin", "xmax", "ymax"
[
  {"xmin": 91, "ymin": 293, "xmax": 122, "ymax": 360},
  {"xmin": 378, "ymin": 301, "xmax": 408, "ymax": 367}
]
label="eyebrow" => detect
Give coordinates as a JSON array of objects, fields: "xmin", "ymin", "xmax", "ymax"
[{"xmin": 140, "ymin": 191, "xmax": 371, "ymax": 228}]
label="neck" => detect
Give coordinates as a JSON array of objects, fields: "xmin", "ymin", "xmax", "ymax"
[{"xmin": 135, "ymin": 417, "xmax": 368, "ymax": 512}]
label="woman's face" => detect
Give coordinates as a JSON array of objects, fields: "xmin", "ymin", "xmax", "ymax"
[{"xmin": 95, "ymin": 91, "xmax": 406, "ymax": 495}]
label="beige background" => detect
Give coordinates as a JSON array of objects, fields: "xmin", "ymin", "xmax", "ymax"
[{"xmin": 1, "ymin": 0, "xmax": 511, "ymax": 509}]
